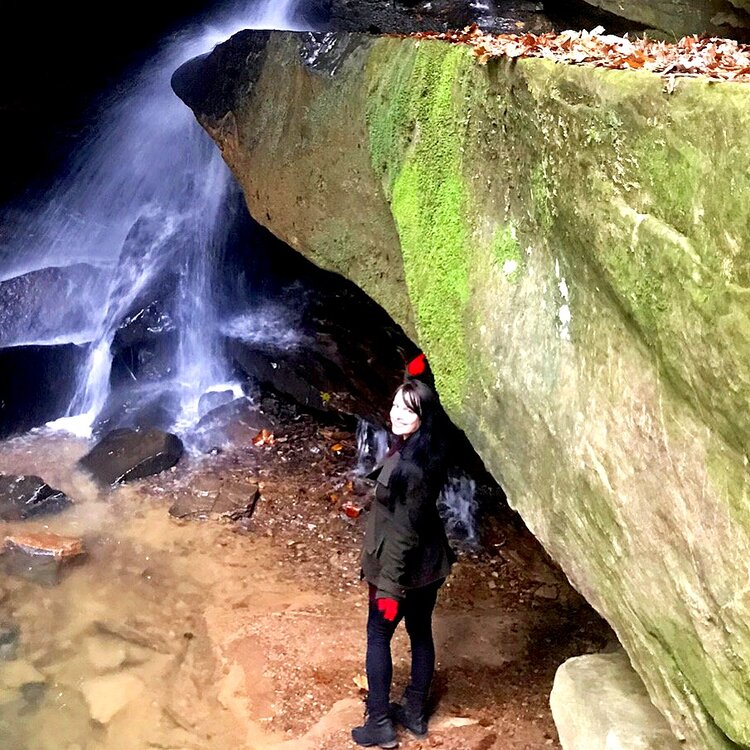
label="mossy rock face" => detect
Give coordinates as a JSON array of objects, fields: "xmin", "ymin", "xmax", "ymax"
[
  {"xmin": 580, "ymin": 0, "xmax": 750, "ymax": 37},
  {"xmin": 175, "ymin": 31, "xmax": 750, "ymax": 750}
]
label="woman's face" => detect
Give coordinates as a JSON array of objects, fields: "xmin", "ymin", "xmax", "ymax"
[{"xmin": 390, "ymin": 389, "xmax": 421, "ymax": 437}]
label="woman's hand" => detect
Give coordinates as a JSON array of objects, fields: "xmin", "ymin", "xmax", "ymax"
[{"xmin": 376, "ymin": 597, "xmax": 399, "ymax": 622}]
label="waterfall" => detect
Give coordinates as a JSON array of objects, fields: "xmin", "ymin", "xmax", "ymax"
[
  {"xmin": 354, "ymin": 419, "xmax": 481, "ymax": 545},
  {"xmin": 0, "ymin": 0, "xmax": 304, "ymax": 438},
  {"xmin": 355, "ymin": 420, "xmax": 390, "ymax": 476}
]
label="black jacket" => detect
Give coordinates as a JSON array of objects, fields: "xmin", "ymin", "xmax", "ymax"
[{"xmin": 361, "ymin": 449, "xmax": 455, "ymax": 600}]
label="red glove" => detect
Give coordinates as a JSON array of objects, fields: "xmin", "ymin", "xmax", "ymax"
[{"xmin": 377, "ymin": 597, "xmax": 399, "ymax": 622}]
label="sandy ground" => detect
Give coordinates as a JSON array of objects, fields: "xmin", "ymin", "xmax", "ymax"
[
  {"xmin": 0, "ymin": 413, "xmax": 614, "ymax": 750},
  {"xmin": 155, "ymin": 414, "xmax": 615, "ymax": 750}
]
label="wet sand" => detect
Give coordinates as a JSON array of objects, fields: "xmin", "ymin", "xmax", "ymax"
[{"xmin": 0, "ymin": 421, "xmax": 612, "ymax": 749}]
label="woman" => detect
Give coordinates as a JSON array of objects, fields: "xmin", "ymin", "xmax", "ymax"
[{"xmin": 352, "ymin": 377, "xmax": 455, "ymax": 748}]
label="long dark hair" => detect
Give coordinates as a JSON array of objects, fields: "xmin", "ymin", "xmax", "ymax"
[{"xmin": 388, "ymin": 380, "xmax": 448, "ymax": 503}]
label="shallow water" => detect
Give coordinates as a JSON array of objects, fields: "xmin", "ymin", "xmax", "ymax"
[{"xmin": 0, "ymin": 428, "xmax": 304, "ymax": 750}]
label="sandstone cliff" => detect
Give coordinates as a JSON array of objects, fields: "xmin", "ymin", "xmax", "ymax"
[{"xmin": 173, "ymin": 31, "xmax": 750, "ymax": 749}]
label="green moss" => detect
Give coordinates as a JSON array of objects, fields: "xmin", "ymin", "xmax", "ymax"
[
  {"xmin": 706, "ymin": 439, "xmax": 750, "ymax": 528},
  {"xmin": 644, "ymin": 615, "xmax": 750, "ymax": 748},
  {"xmin": 492, "ymin": 223, "xmax": 523, "ymax": 282},
  {"xmin": 635, "ymin": 135, "xmax": 702, "ymax": 236},
  {"xmin": 529, "ymin": 159, "xmax": 555, "ymax": 235},
  {"xmin": 365, "ymin": 40, "xmax": 473, "ymax": 412}
]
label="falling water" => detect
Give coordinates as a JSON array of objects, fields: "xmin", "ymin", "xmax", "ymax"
[
  {"xmin": 438, "ymin": 472, "xmax": 479, "ymax": 547},
  {"xmin": 0, "ymin": 0, "xmax": 303, "ymax": 438},
  {"xmin": 355, "ymin": 420, "xmax": 390, "ymax": 476},
  {"xmin": 354, "ymin": 420, "xmax": 480, "ymax": 544}
]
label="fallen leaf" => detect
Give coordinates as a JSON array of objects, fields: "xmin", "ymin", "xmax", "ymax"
[
  {"xmin": 342, "ymin": 502, "xmax": 362, "ymax": 518},
  {"xmin": 353, "ymin": 673, "xmax": 369, "ymax": 692},
  {"xmin": 408, "ymin": 26, "xmax": 750, "ymax": 85},
  {"xmin": 252, "ymin": 429, "xmax": 275, "ymax": 447}
]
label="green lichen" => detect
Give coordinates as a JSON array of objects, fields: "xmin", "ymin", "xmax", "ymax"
[
  {"xmin": 644, "ymin": 615, "xmax": 750, "ymax": 749},
  {"xmin": 365, "ymin": 40, "xmax": 474, "ymax": 412}
]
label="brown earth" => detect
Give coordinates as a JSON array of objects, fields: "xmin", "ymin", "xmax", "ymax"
[{"xmin": 147, "ymin": 412, "xmax": 616, "ymax": 750}]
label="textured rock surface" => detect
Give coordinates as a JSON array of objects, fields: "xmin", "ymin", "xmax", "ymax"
[
  {"xmin": 174, "ymin": 30, "xmax": 750, "ymax": 750},
  {"xmin": 579, "ymin": 0, "xmax": 750, "ymax": 36},
  {"xmin": 551, "ymin": 650, "xmax": 683, "ymax": 749},
  {"xmin": 0, "ymin": 474, "xmax": 71, "ymax": 521},
  {"xmin": 78, "ymin": 428, "xmax": 183, "ymax": 485}
]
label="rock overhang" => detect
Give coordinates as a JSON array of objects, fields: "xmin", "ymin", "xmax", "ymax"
[{"xmin": 172, "ymin": 28, "xmax": 750, "ymax": 750}]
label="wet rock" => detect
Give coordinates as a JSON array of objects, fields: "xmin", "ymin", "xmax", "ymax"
[
  {"xmin": 327, "ymin": 0, "xmax": 553, "ymax": 34},
  {"xmin": 0, "ymin": 474, "xmax": 71, "ymax": 521},
  {"xmin": 94, "ymin": 619, "xmax": 175, "ymax": 654},
  {"xmin": 0, "ymin": 263, "xmax": 107, "ymax": 348},
  {"xmin": 80, "ymin": 673, "xmax": 145, "ymax": 723},
  {"xmin": 2, "ymin": 532, "xmax": 86, "ymax": 586},
  {"xmin": 78, "ymin": 427, "xmax": 184, "ymax": 485},
  {"xmin": 198, "ymin": 389, "xmax": 235, "ymax": 418},
  {"xmin": 85, "ymin": 635, "xmax": 127, "ymax": 673},
  {"xmin": 110, "ymin": 329, "xmax": 179, "ymax": 386},
  {"xmin": 169, "ymin": 491, "xmax": 215, "ymax": 520},
  {"xmin": 170, "ymin": 29, "xmax": 272, "ymax": 123},
  {"xmin": 215, "ymin": 482, "xmax": 260, "ymax": 519},
  {"xmin": 0, "ymin": 659, "xmax": 45, "ymax": 690},
  {"xmin": 0, "ymin": 621, "xmax": 20, "ymax": 661},
  {"xmin": 169, "ymin": 479, "xmax": 260, "ymax": 521},
  {"xmin": 93, "ymin": 387, "xmax": 181, "ymax": 436},
  {"xmin": 109, "ymin": 270, "xmax": 180, "ymax": 387},
  {"xmin": 188, "ymin": 397, "xmax": 276, "ymax": 453}
]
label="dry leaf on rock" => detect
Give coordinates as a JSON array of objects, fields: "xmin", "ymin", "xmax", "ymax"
[{"xmin": 407, "ymin": 24, "xmax": 750, "ymax": 84}]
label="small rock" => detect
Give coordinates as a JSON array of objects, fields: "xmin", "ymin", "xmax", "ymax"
[
  {"xmin": 85, "ymin": 635, "xmax": 127, "ymax": 672},
  {"xmin": 0, "ymin": 621, "xmax": 20, "ymax": 661},
  {"xmin": 3, "ymin": 532, "xmax": 85, "ymax": 586},
  {"xmin": 534, "ymin": 584, "xmax": 559, "ymax": 601},
  {"xmin": 0, "ymin": 474, "xmax": 72, "ymax": 521},
  {"xmin": 78, "ymin": 428, "xmax": 183, "ymax": 485},
  {"xmin": 81, "ymin": 673, "xmax": 145, "ymax": 723}
]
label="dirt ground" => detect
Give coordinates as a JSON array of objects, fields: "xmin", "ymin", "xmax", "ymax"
[{"xmin": 149, "ymin": 411, "xmax": 616, "ymax": 750}]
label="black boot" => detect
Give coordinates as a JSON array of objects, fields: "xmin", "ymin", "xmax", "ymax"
[
  {"xmin": 389, "ymin": 686, "xmax": 428, "ymax": 738},
  {"xmin": 351, "ymin": 708, "xmax": 398, "ymax": 748}
]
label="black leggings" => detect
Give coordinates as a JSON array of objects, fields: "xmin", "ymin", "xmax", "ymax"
[{"xmin": 365, "ymin": 580, "xmax": 442, "ymax": 714}]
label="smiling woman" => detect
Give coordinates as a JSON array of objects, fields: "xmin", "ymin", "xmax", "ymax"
[{"xmin": 354, "ymin": 372, "xmax": 456, "ymax": 747}]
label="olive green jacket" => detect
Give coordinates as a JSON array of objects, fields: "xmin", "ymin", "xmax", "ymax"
[{"xmin": 361, "ymin": 449, "xmax": 455, "ymax": 601}]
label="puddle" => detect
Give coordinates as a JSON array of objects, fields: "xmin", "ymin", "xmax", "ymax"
[{"xmin": 0, "ymin": 428, "xmax": 311, "ymax": 750}]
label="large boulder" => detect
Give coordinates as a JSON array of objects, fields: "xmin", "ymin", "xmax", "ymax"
[
  {"xmin": 173, "ymin": 30, "xmax": 750, "ymax": 749},
  {"xmin": 575, "ymin": 0, "xmax": 750, "ymax": 38},
  {"xmin": 0, "ymin": 264, "xmax": 107, "ymax": 348},
  {"xmin": 551, "ymin": 650, "xmax": 683, "ymax": 750},
  {"xmin": 78, "ymin": 428, "xmax": 183, "ymax": 485},
  {"xmin": 327, "ymin": 0, "xmax": 553, "ymax": 35}
]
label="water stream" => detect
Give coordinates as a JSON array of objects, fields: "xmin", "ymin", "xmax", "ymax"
[{"xmin": 1, "ymin": 0, "xmax": 303, "ymax": 439}]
